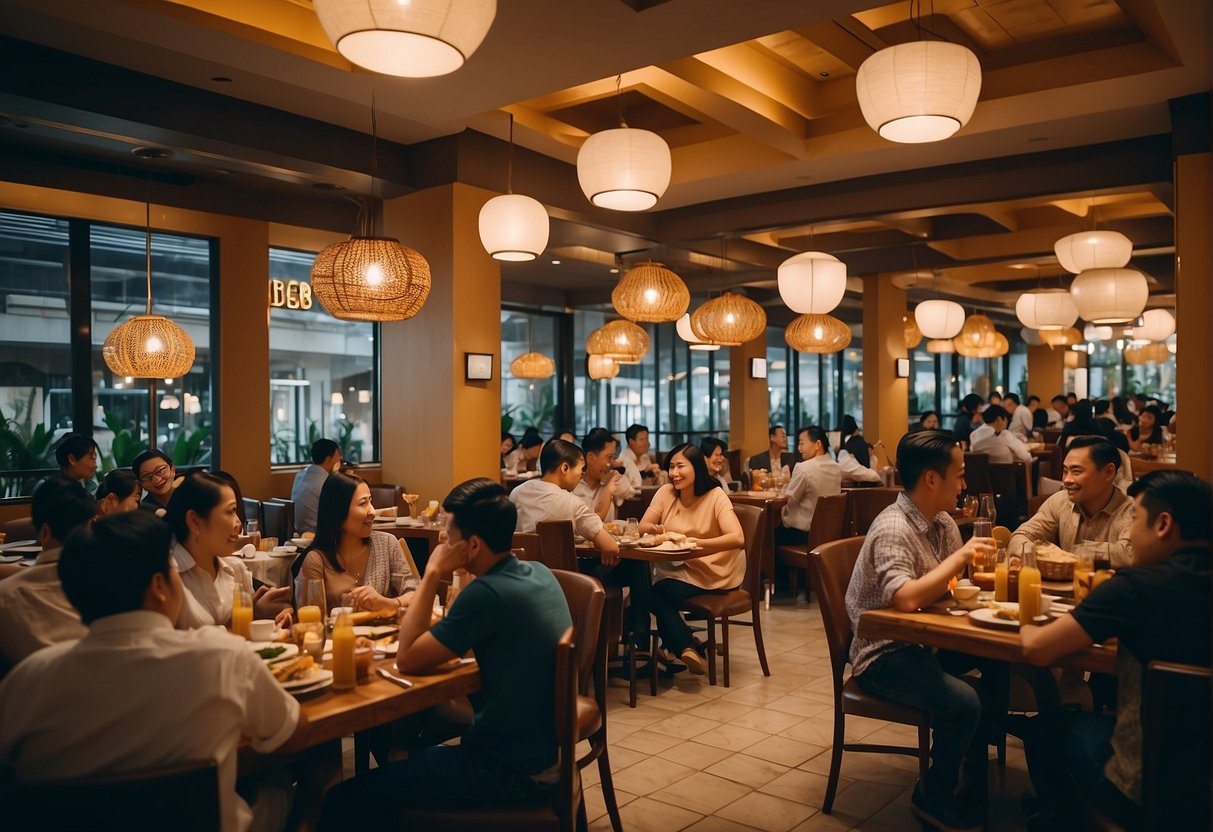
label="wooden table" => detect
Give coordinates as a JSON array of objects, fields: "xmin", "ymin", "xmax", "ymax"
[
  {"xmin": 1129, "ymin": 454, "xmax": 1181, "ymax": 477},
  {"xmin": 728, "ymin": 492, "xmax": 787, "ymax": 608},
  {"xmin": 857, "ymin": 607, "xmax": 1115, "ymax": 675}
]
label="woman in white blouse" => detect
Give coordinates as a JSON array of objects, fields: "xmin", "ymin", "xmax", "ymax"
[{"xmin": 166, "ymin": 472, "xmax": 292, "ymax": 628}]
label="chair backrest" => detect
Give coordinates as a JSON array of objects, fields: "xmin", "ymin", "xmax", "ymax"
[
  {"xmin": 987, "ymin": 462, "xmax": 1025, "ymax": 526},
  {"xmin": 1142, "ymin": 661, "xmax": 1211, "ymax": 829},
  {"xmin": 552, "ymin": 627, "xmax": 580, "ymax": 828},
  {"xmin": 511, "ymin": 532, "xmax": 543, "ymax": 564},
  {"xmin": 963, "ymin": 452, "xmax": 993, "ymax": 496},
  {"xmin": 0, "ymin": 759, "xmax": 220, "ymax": 832},
  {"xmin": 398, "ymin": 539, "xmax": 421, "ymax": 583},
  {"xmin": 552, "ymin": 569, "xmax": 606, "ymax": 693},
  {"xmin": 732, "ymin": 503, "xmax": 764, "ymax": 598},
  {"xmin": 616, "ymin": 496, "xmax": 646, "ymax": 522},
  {"xmin": 847, "ymin": 487, "xmax": 900, "ymax": 535},
  {"xmin": 261, "ymin": 499, "xmax": 294, "ymax": 541},
  {"xmin": 1040, "ymin": 427, "xmax": 1063, "ymax": 445},
  {"xmin": 807, "ymin": 536, "xmax": 867, "ymax": 681},
  {"xmin": 807, "ymin": 493, "xmax": 850, "ymax": 550},
  {"xmin": 0, "ymin": 516, "xmax": 36, "ymax": 542},
  {"xmin": 535, "ymin": 520, "xmax": 579, "ymax": 572},
  {"xmin": 241, "ymin": 497, "xmax": 262, "ymax": 531},
  {"xmin": 368, "ymin": 482, "xmax": 400, "ymax": 510},
  {"xmin": 725, "ymin": 449, "xmax": 742, "ymax": 483}
]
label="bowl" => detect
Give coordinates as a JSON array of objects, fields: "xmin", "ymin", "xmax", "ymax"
[
  {"xmin": 952, "ymin": 584, "xmax": 982, "ymax": 609},
  {"xmin": 1040, "ymin": 594, "xmax": 1061, "ymax": 615}
]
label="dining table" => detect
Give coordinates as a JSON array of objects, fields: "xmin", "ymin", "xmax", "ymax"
[
  {"xmin": 1128, "ymin": 453, "xmax": 1181, "ymax": 477},
  {"xmin": 239, "ymin": 550, "xmax": 296, "ymax": 588},
  {"xmin": 727, "ymin": 491, "xmax": 788, "ymax": 608}
]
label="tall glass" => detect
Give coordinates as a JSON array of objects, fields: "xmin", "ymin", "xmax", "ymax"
[
  {"xmin": 298, "ymin": 578, "xmax": 326, "ymax": 626},
  {"xmin": 1073, "ymin": 542, "xmax": 1095, "ymax": 603},
  {"xmin": 978, "ymin": 493, "xmax": 997, "ymax": 527},
  {"xmin": 1019, "ymin": 545, "xmax": 1042, "ymax": 625},
  {"xmin": 994, "ymin": 547, "xmax": 1009, "ymax": 602},
  {"xmin": 230, "ymin": 586, "xmax": 253, "ymax": 639}
]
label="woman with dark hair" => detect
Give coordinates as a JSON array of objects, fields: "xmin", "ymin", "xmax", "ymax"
[
  {"xmin": 499, "ymin": 431, "xmax": 515, "ymax": 468},
  {"xmin": 504, "ymin": 431, "xmax": 543, "ymax": 474},
  {"xmin": 210, "ymin": 470, "xmax": 250, "ymax": 533},
  {"xmin": 635, "ymin": 442, "xmax": 745, "ymax": 674},
  {"xmin": 699, "ymin": 436, "xmax": 733, "ymax": 489},
  {"xmin": 1111, "ymin": 396, "xmax": 1137, "ymax": 429},
  {"xmin": 95, "ymin": 469, "xmax": 142, "ymax": 517},
  {"xmin": 54, "ymin": 432, "xmax": 98, "ymax": 487},
  {"xmin": 837, "ymin": 415, "xmax": 884, "ymax": 485},
  {"xmin": 167, "ymin": 472, "xmax": 292, "ymax": 628},
  {"xmin": 1129, "ymin": 405, "xmax": 1165, "ymax": 451},
  {"xmin": 293, "ymin": 472, "xmax": 418, "ymax": 615}
]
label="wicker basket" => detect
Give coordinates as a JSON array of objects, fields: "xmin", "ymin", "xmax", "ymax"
[{"xmin": 1036, "ymin": 552, "xmax": 1076, "ymax": 581}]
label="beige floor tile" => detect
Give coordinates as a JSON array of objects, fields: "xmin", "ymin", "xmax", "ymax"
[
  {"xmin": 611, "ymin": 755, "xmax": 699, "ymax": 796},
  {"xmin": 826, "ymin": 779, "xmax": 904, "ymax": 821},
  {"xmin": 646, "ymin": 712, "xmax": 722, "ymax": 740},
  {"xmin": 608, "ymin": 745, "xmax": 652, "ymax": 772},
  {"xmin": 855, "ymin": 801, "xmax": 924, "ymax": 832},
  {"xmin": 685, "ymin": 699, "xmax": 757, "ymax": 723},
  {"xmin": 789, "ymin": 809, "xmax": 861, "ymax": 831},
  {"xmin": 766, "ymin": 694, "xmax": 840, "ymax": 718},
  {"xmin": 656, "ymin": 740, "xmax": 736, "ymax": 770},
  {"xmin": 715, "ymin": 790, "xmax": 817, "ymax": 832},
  {"xmin": 705, "ymin": 753, "xmax": 790, "ymax": 789},
  {"xmin": 583, "ymin": 786, "xmax": 637, "ymax": 823},
  {"xmin": 758, "ymin": 767, "xmax": 850, "ymax": 809},
  {"xmin": 741, "ymin": 735, "xmax": 827, "ymax": 768},
  {"xmin": 682, "ymin": 816, "xmax": 764, "ymax": 832},
  {"xmin": 649, "ymin": 771, "xmax": 755, "ymax": 814},
  {"xmin": 693, "ymin": 723, "xmax": 772, "ymax": 752},
  {"xmin": 589, "ymin": 795, "xmax": 703, "ymax": 832},
  {"xmin": 617, "ymin": 729, "xmax": 687, "ymax": 755},
  {"xmin": 729, "ymin": 707, "xmax": 808, "ymax": 734}
]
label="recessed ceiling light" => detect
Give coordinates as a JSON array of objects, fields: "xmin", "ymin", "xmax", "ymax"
[
  {"xmin": 551, "ymin": 259, "xmax": 561, "ymax": 265},
  {"xmin": 609, "ymin": 268, "xmax": 619, "ymax": 274},
  {"xmin": 819, "ymin": 71, "xmax": 830, "ymax": 77},
  {"xmin": 1008, "ymin": 263, "xmax": 1034, "ymax": 269}
]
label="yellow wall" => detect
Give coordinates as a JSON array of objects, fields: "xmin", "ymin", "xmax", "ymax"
[
  {"xmin": 861, "ymin": 275, "xmax": 909, "ymax": 450},
  {"xmin": 1026, "ymin": 344, "xmax": 1066, "ymax": 400},
  {"xmin": 1174, "ymin": 152, "xmax": 1212, "ymax": 479},
  {"xmin": 729, "ymin": 336, "xmax": 769, "ymax": 462}
]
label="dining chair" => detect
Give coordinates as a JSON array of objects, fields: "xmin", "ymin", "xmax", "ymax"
[
  {"xmin": 261, "ymin": 498, "xmax": 294, "ymax": 542},
  {"xmin": 777, "ymin": 492, "xmax": 850, "ymax": 602},
  {"xmin": 512, "ymin": 532, "xmax": 544, "ymax": 564},
  {"xmin": 241, "ymin": 497, "xmax": 263, "ymax": 532},
  {"xmin": 536, "ymin": 520, "xmax": 579, "ymax": 571},
  {"xmin": 807, "ymin": 536, "xmax": 930, "ymax": 814},
  {"xmin": 552, "ymin": 569, "xmax": 621, "ymax": 832},
  {"xmin": 963, "ymin": 452, "xmax": 993, "ymax": 497},
  {"xmin": 368, "ymin": 482, "xmax": 400, "ymax": 510},
  {"xmin": 987, "ymin": 462, "xmax": 1026, "ymax": 528},
  {"xmin": 846, "ymin": 487, "xmax": 901, "ymax": 535},
  {"xmin": 0, "ymin": 515, "xmax": 36, "ymax": 542},
  {"xmin": 1139, "ymin": 661, "xmax": 1210, "ymax": 829},
  {"xmin": 1027, "ymin": 494, "xmax": 1049, "ymax": 518},
  {"xmin": 672, "ymin": 503, "xmax": 770, "ymax": 687},
  {"xmin": 398, "ymin": 627, "xmax": 584, "ymax": 832},
  {"xmin": 0, "ymin": 759, "xmax": 220, "ymax": 832}
]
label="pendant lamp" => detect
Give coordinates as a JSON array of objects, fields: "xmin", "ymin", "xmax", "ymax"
[
  {"xmin": 576, "ymin": 76, "xmax": 671, "ymax": 211},
  {"xmin": 954, "ymin": 313, "xmax": 997, "ymax": 354},
  {"xmin": 1020, "ymin": 327, "xmax": 1044, "ymax": 346},
  {"xmin": 777, "ymin": 251, "xmax": 847, "ymax": 314},
  {"xmin": 611, "ymin": 262, "xmax": 689, "ymax": 323},
  {"xmin": 855, "ymin": 40, "xmax": 982, "ymax": 143},
  {"xmin": 586, "ymin": 319, "xmax": 650, "ymax": 364},
  {"xmin": 313, "ymin": 0, "xmax": 496, "ymax": 78},
  {"xmin": 587, "ymin": 354, "xmax": 620, "ymax": 380},
  {"xmin": 785, "ymin": 314, "xmax": 851, "ymax": 354},
  {"xmin": 103, "ymin": 199, "xmax": 196, "ymax": 379},
  {"xmin": 676, "ymin": 312, "xmax": 721, "ymax": 351},
  {"xmin": 925, "ymin": 338, "xmax": 955, "ymax": 353},
  {"xmin": 914, "ymin": 299, "xmax": 965, "ymax": 339},
  {"xmin": 1083, "ymin": 323, "xmax": 1114, "ymax": 342},
  {"xmin": 1015, "ymin": 289, "xmax": 1077, "ymax": 331},
  {"xmin": 510, "ymin": 352, "xmax": 555, "ymax": 379},
  {"xmin": 479, "ymin": 114, "xmax": 549, "ymax": 261},
  {"xmin": 690, "ymin": 292, "xmax": 767, "ymax": 346},
  {"xmin": 1130, "ymin": 308, "xmax": 1175, "ymax": 342},
  {"xmin": 1054, "ymin": 230, "xmax": 1132, "ymax": 274},
  {"xmin": 903, "ymin": 315, "xmax": 923, "ymax": 350},
  {"xmin": 1040, "ymin": 327, "xmax": 1083, "ymax": 348},
  {"xmin": 956, "ymin": 330, "xmax": 1008, "ymax": 358},
  {"xmin": 1069, "ymin": 268, "xmax": 1148, "ymax": 324}
]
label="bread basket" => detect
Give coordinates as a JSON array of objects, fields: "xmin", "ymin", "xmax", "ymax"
[{"xmin": 1034, "ymin": 542, "xmax": 1076, "ymax": 581}]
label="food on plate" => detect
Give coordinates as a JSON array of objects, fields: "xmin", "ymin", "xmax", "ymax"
[
  {"xmin": 271, "ymin": 654, "xmax": 315, "ymax": 683},
  {"xmin": 256, "ymin": 645, "xmax": 287, "ymax": 660},
  {"xmin": 301, "ymin": 531, "xmax": 315, "ymax": 541},
  {"xmin": 350, "ymin": 609, "xmax": 398, "ymax": 625},
  {"xmin": 637, "ymin": 531, "xmax": 688, "ymax": 548},
  {"xmin": 603, "ymin": 521, "xmax": 624, "ymax": 536}
]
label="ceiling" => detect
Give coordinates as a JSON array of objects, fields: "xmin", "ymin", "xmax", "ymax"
[{"xmin": 0, "ymin": 0, "xmax": 1206, "ymax": 326}]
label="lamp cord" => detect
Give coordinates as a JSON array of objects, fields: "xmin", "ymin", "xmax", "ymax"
[
  {"xmin": 144, "ymin": 174, "xmax": 153, "ymax": 316},
  {"xmin": 616, "ymin": 74, "xmax": 626, "ymax": 128},
  {"xmin": 507, "ymin": 112, "xmax": 514, "ymax": 195}
]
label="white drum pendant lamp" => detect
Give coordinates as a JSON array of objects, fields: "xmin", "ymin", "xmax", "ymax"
[
  {"xmin": 1015, "ymin": 289, "xmax": 1077, "ymax": 331},
  {"xmin": 577, "ymin": 127, "xmax": 671, "ymax": 211},
  {"xmin": 1069, "ymin": 268, "xmax": 1148, "ymax": 324},
  {"xmin": 1083, "ymin": 323, "xmax": 1114, "ymax": 342},
  {"xmin": 855, "ymin": 40, "xmax": 982, "ymax": 143},
  {"xmin": 313, "ymin": 0, "xmax": 497, "ymax": 77},
  {"xmin": 676, "ymin": 312, "xmax": 720, "ymax": 351},
  {"xmin": 914, "ymin": 299, "xmax": 965, "ymax": 339},
  {"xmin": 777, "ymin": 251, "xmax": 847, "ymax": 314},
  {"xmin": 478, "ymin": 194, "xmax": 549, "ymax": 261},
  {"xmin": 1130, "ymin": 308, "xmax": 1175, "ymax": 342},
  {"xmin": 1054, "ymin": 230, "xmax": 1132, "ymax": 274},
  {"xmin": 925, "ymin": 338, "xmax": 955, "ymax": 353}
]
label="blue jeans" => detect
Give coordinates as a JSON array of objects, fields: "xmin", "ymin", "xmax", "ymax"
[
  {"xmin": 855, "ymin": 646, "xmax": 985, "ymax": 801},
  {"xmin": 318, "ymin": 745, "xmax": 552, "ymax": 828}
]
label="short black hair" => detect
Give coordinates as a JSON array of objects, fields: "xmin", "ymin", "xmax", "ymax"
[
  {"xmin": 1127, "ymin": 470, "xmax": 1211, "ymax": 542},
  {"xmin": 1070, "ymin": 399, "xmax": 1094, "ymax": 422},
  {"xmin": 540, "ymin": 438, "xmax": 583, "ymax": 474},
  {"xmin": 625, "ymin": 423, "xmax": 649, "ymax": 442},
  {"xmin": 839, "ymin": 415, "xmax": 859, "ymax": 437},
  {"xmin": 664, "ymin": 442, "xmax": 720, "ymax": 497},
  {"xmin": 31, "ymin": 476, "xmax": 96, "ymax": 544},
  {"xmin": 96, "ymin": 469, "xmax": 140, "ymax": 503},
  {"xmin": 54, "ymin": 433, "xmax": 98, "ymax": 470},
  {"xmin": 959, "ymin": 394, "xmax": 984, "ymax": 413},
  {"xmin": 897, "ymin": 430, "xmax": 959, "ymax": 491},
  {"xmin": 988, "ymin": 391, "xmax": 1003, "ymax": 401},
  {"xmin": 501, "ymin": 429, "xmax": 514, "ymax": 443},
  {"xmin": 518, "ymin": 432, "xmax": 545, "ymax": 450},
  {"xmin": 59, "ymin": 511, "xmax": 174, "ymax": 625},
  {"xmin": 131, "ymin": 448, "xmax": 172, "ymax": 479},
  {"xmin": 1004, "ymin": 393, "xmax": 1021, "ymax": 405},
  {"xmin": 699, "ymin": 436, "xmax": 727, "ymax": 458},
  {"xmin": 798, "ymin": 426, "xmax": 830, "ymax": 452},
  {"xmin": 917, "ymin": 410, "xmax": 939, "ymax": 425},
  {"xmin": 1065, "ymin": 436, "xmax": 1120, "ymax": 471},
  {"xmin": 1027, "ymin": 395, "xmax": 1041, "ymax": 405},
  {"xmin": 1141, "ymin": 404, "xmax": 1163, "ymax": 421},
  {"xmin": 768, "ymin": 424, "xmax": 785, "ymax": 437},
  {"xmin": 310, "ymin": 438, "xmax": 340, "ymax": 465},
  {"xmin": 581, "ymin": 428, "xmax": 617, "ymax": 456},
  {"xmin": 443, "ymin": 478, "xmax": 515, "ymax": 554},
  {"xmin": 981, "ymin": 405, "xmax": 1009, "ymax": 425},
  {"xmin": 1094, "ymin": 399, "xmax": 1111, "ymax": 415},
  {"xmin": 164, "ymin": 471, "xmax": 235, "ymax": 542},
  {"xmin": 1051, "ymin": 395, "xmax": 1067, "ymax": 406}
]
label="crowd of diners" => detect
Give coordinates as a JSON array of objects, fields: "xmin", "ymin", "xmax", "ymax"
[{"xmin": 0, "ymin": 381, "xmax": 1205, "ymax": 832}]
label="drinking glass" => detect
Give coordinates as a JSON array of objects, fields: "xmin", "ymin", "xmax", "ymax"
[
  {"xmin": 960, "ymin": 494, "xmax": 979, "ymax": 517},
  {"xmin": 231, "ymin": 587, "xmax": 253, "ymax": 639},
  {"xmin": 295, "ymin": 622, "xmax": 325, "ymax": 660},
  {"xmin": 978, "ymin": 493, "xmax": 997, "ymax": 526},
  {"xmin": 1072, "ymin": 542, "xmax": 1095, "ymax": 603},
  {"xmin": 625, "ymin": 518, "xmax": 639, "ymax": 541}
]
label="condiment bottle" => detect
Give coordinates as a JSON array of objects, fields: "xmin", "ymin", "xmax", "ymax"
[
  {"xmin": 994, "ymin": 548, "xmax": 1009, "ymax": 602},
  {"xmin": 331, "ymin": 611, "xmax": 356, "ymax": 691},
  {"xmin": 1018, "ymin": 546, "xmax": 1042, "ymax": 626}
]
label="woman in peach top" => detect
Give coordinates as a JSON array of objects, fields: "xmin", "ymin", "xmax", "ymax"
[{"xmin": 637, "ymin": 442, "xmax": 745, "ymax": 674}]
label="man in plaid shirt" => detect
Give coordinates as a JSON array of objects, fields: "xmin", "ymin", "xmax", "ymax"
[{"xmin": 845, "ymin": 430, "xmax": 996, "ymax": 832}]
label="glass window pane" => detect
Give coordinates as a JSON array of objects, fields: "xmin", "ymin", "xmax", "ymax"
[
  {"xmin": 269, "ymin": 248, "xmax": 377, "ymax": 465},
  {"xmin": 909, "ymin": 348, "xmax": 937, "ymax": 415},
  {"xmin": 502, "ymin": 309, "xmax": 559, "ymax": 437},
  {"xmin": 840, "ymin": 334, "xmax": 863, "ymax": 427},
  {"xmin": 0, "ymin": 210, "xmax": 71, "ymax": 496},
  {"xmin": 766, "ymin": 328, "xmax": 788, "ymax": 428}
]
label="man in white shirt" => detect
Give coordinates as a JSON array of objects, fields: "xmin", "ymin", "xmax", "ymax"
[
  {"xmin": 969, "ymin": 405, "xmax": 1032, "ymax": 465},
  {"xmin": 837, "ymin": 442, "xmax": 884, "ymax": 486},
  {"xmin": 290, "ymin": 438, "xmax": 341, "ymax": 533},
  {"xmin": 1009, "ymin": 393, "xmax": 1036, "ymax": 440},
  {"xmin": 1047, "ymin": 395, "xmax": 1070, "ymax": 429},
  {"xmin": 617, "ymin": 423, "xmax": 657, "ymax": 494},
  {"xmin": 574, "ymin": 427, "xmax": 624, "ymax": 521},
  {"xmin": 0, "ymin": 477, "xmax": 95, "ymax": 669},
  {"xmin": 779, "ymin": 427, "xmax": 843, "ymax": 544},
  {"xmin": 510, "ymin": 439, "xmax": 620, "ymax": 560},
  {"xmin": 0, "ymin": 511, "xmax": 309, "ymax": 832}
]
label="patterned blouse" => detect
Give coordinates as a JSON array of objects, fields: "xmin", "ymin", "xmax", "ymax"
[{"xmin": 294, "ymin": 531, "xmax": 418, "ymax": 612}]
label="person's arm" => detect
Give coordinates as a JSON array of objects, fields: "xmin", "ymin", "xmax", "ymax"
[
  {"xmin": 692, "ymin": 495, "xmax": 745, "ymax": 555},
  {"xmin": 592, "ymin": 474, "xmax": 619, "ymax": 520},
  {"xmin": 638, "ymin": 485, "xmax": 672, "ymax": 534},
  {"xmin": 395, "ymin": 543, "xmax": 462, "ymax": 673},
  {"xmin": 1002, "ymin": 431, "xmax": 1033, "ymax": 464},
  {"xmin": 838, "ymin": 450, "xmax": 883, "ymax": 484},
  {"xmin": 1020, "ymin": 615, "xmax": 1094, "ymax": 666},
  {"xmin": 592, "ymin": 529, "xmax": 621, "ymax": 565},
  {"xmin": 890, "ymin": 536, "xmax": 993, "ymax": 611},
  {"xmin": 783, "ymin": 463, "xmax": 810, "ymax": 504}
]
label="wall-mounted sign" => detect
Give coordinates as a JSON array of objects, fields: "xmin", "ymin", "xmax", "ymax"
[{"xmin": 268, "ymin": 279, "xmax": 313, "ymax": 310}]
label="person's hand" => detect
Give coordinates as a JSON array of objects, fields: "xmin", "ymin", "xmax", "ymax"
[
  {"xmin": 605, "ymin": 470, "xmax": 621, "ymax": 495},
  {"xmin": 953, "ymin": 536, "xmax": 995, "ymax": 569},
  {"xmin": 349, "ymin": 584, "xmax": 392, "ymax": 611},
  {"xmin": 253, "ymin": 585, "xmax": 293, "ymax": 619},
  {"xmin": 274, "ymin": 607, "xmax": 293, "ymax": 629},
  {"xmin": 427, "ymin": 541, "xmax": 470, "ymax": 579}
]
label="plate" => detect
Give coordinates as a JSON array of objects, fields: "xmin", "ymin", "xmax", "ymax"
[
  {"xmin": 638, "ymin": 543, "xmax": 698, "ymax": 555},
  {"xmin": 250, "ymin": 642, "xmax": 298, "ymax": 661},
  {"xmin": 0, "ymin": 539, "xmax": 38, "ymax": 552},
  {"xmin": 281, "ymin": 668, "xmax": 333, "ymax": 694},
  {"xmin": 269, "ymin": 548, "xmax": 297, "ymax": 558},
  {"xmin": 2, "ymin": 545, "xmax": 40, "ymax": 555},
  {"xmin": 969, "ymin": 605, "xmax": 1050, "ymax": 630},
  {"xmin": 289, "ymin": 538, "xmax": 312, "ymax": 547},
  {"xmin": 0, "ymin": 554, "xmax": 24, "ymax": 564}
]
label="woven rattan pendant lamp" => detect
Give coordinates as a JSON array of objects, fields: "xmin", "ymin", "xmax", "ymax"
[
  {"xmin": 586, "ymin": 319, "xmax": 650, "ymax": 364},
  {"xmin": 690, "ymin": 291, "xmax": 766, "ymax": 346},
  {"xmin": 103, "ymin": 197, "xmax": 195, "ymax": 380},
  {"xmin": 785, "ymin": 313, "xmax": 852, "ymax": 354},
  {"xmin": 509, "ymin": 317, "xmax": 555, "ymax": 379},
  {"xmin": 587, "ymin": 354, "xmax": 620, "ymax": 380},
  {"xmin": 676, "ymin": 312, "xmax": 721, "ymax": 352},
  {"xmin": 611, "ymin": 262, "xmax": 689, "ymax": 323},
  {"xmin": 903, "ymin": 315, "xmax": 923, "ymax": 350}
]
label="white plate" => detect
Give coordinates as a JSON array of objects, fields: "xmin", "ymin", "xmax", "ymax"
[
  {"xmin": 0, "ymin": 539, "xmax": 38, "ymax": 552},
  {"xmin": 281, "ymin": 668, "xmax": 333, "ymax": 694},
  {"xmin": 269, "ymin": 548, "xmax": 297, "ymax": 558},
  {"xmin": 290, "ymin": 538, "xmax": 312, "ymax": 547},
  {"xmin": 638, "ymin": 544, "xmax": 698, "ymax": 555},
  {"xmin": 250, "ymin": 641, "xmax": 298, "ymax": 661},
  {"xmin": 969, "ymin": 605, "xmax": 1049, "ymax": 630},
  {"xmin": 2, "ymin": 545, "xmax": 40, "ymax": 555}
]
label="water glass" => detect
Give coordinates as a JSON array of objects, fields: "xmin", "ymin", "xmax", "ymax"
[
  {"xmin": 978, "ymin": 493, "xmax": 996, "ymax": 526},
  {"xmin": 625, "ymin": 517, "xmax": 639, "ymax": 540}
]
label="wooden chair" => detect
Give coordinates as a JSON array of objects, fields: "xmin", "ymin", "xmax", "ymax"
[
  {"xmin": 0, "ymin": 760, "xmax": 220, "ymax": 832},
  {"xmin": 776, "ymin": 492, "xmax": 850, "ymax": 602},
  {"xmin": 807, "ymin": 536, "xmax": 930, "ymax": 814},
  {"xmin": 552, "ymin": 569, "xmax": 621, "ymax": 832},
  {"xmin": 261, "ymin": 498, "xmax": 294, "ymax": 542},
  {"xmin": 398, "ymin": 539, "xmax": 421, "ymax": 582},
  {"xmin": 987, "ymin": 462, "xmax": 1027, "ymax": 528},
  {"xmin": 846, "ymin": 487, "xmax": 901, "ymax": 535},
  {"xmin": 1140, "ymin": 661, "xmax": 1210, "ymax": 829},
  {"xmin": 512, "ymin": 532, "xmax": 543, "ymax": 564},
  {"xmin": 241, "ymin": 497, "xmax": 263, "ymax": 532},
  {"xmin": 368, "ymin": 482, "xmax": 400, "ymax": 510},
  {"xmin": 398, "ymin": 628, "xmax": 584, "ymax": 832},
  {"xmin": 674, "ymin": 503, "xmax": 770, "ymax": 687},
  {"xmin": 963, "ymin": 452, "xmax": 993, "ymax": 497},
  {"xmin": 0, "ymin": 515, "xmax": 37, "ymax": 542},
  {"xmin": 725, "ymin": 448, "xmax": 742, "ymax": 484},
  {"xmin": 535, "ymin": 521, "xmax": 579, "ymax": 571}
]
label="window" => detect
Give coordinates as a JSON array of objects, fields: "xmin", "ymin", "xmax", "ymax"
[
  {"xmin": 502, "ymin": 308, "xmax": 561, "ymax": 437},
  {"xmin": 269, "ymin": 248, "xmax": 377, "ymax": 465}
]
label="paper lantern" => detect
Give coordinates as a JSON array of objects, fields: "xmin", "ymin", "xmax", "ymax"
[
  {"xmin": 1054, "ymin": 230, "xmax": 1132, "ymax": 274},
  {"xmin": 585, "ymin": 319, "xmax": 650, "ymax": 364},
  {"xmin": 914, "ymin": 299, "xmax": 965, "ymax": 339},
  {"xmin": 311, "ymin": 237, "xmax": 431, "ymax": 322},
  {"xmin": 1069, "ymin": 268, "xmax": 1148, "ymax": 324},
  {"xmin": 1015, "ymin": 289, "xmax": 1078, "ymax": 331},
  {"xmin": 1021, "ymin": 327, "xmax": 1044, "ymax": 346},
  {"xmin": 576, "ymin": 128, "xmax": 671, "ymax": 211},
  {"xmin": 903, "ymin": 315, "xmax": 923, "ymax": 350},
  {"xmin": 926, "ymin": 338, "xmax": 955, "ymax": 353},
  {"xmin": 785, "ymin": 314, "xmax": 851, "ymax": 354},
  {"xmin": 587, "ymin": 354, "xmax": 620, "ymax": 380},
  {"xmin": 478, "ymin": 194, "xmax": 549, "ymax": 261},
  {"xmin": 690, "ymin": 292, "xmax": 767, "ymax": 346},
  {"xmin": 103, "ymin": 316, "xmax": 196, "ymax": 379},
  {"xmin": 676, "ymin": 312, "xmax": 721, "ymax": 351},
  {"xmin": 956, "ymin": 330, "xmax": 1008, "ymax": 358},
  {"xmin": 855, "ymin": 41, "xmax": 982, "ymax": 143},
  {"xmin": 313, "ymin": 0, "xmax": 496, "ymax": 77},
  {"xmin": 777, "ymin": 252, "xmax": 847, "ymax": 314},
  {"xmin": 1040, "ymin": 327, "xmax": 1083, "ymax": 348},
  {"xmin": 611, "ymin": 262, "xmax": 689, "ymax": 323},
  {"xmin": 954, "ymin": 313, "xmax": 997, "ymax": 352},
  {"xmin": 509, "ymin": 351, "xmax": 555, "ymax": 379},
  {"xmin": 1130, "ymin": 309, "xmax": 1175, "ymax": 342},
  {"xmin": 1083, "ymin": 323, "xmax": 1114, "ymax": 342}
]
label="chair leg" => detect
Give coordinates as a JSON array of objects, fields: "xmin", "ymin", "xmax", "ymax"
[
  {"xmin": 705, "ymin": 619, "xmax": 718, "ymax": 686},
  {"xmin": 721, "ymin": 617, "xmax": 731, "ymax": 687},
  {"xmin": 752, "ymin": 601, "xmax": 771, "ymax": 678},
  {"xmin": 595, "ymin": 740, "xmax": 623, "ymax": 832},
  {"xmin": 823, "ymin": 705, "xmax": 846, "ymax": 814},
  {"xmin": 917, "ymin": 718, "xmax": 931, "ymax": 784},
  {"xmin": 626, "ymin": 642, "xmax": 637, "ymax": 709},
  {"xmin": 788, "ymin": 566, "xmax": 798, "ymax": 602},
  {"xmin": 649, "ymin": 631, "xmax": 658, "ymax": 696}
]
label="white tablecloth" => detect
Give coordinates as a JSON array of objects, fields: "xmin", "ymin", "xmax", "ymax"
[{"xmin": 240, "ymin": 551, "xmax": 295, "ymax": 588}]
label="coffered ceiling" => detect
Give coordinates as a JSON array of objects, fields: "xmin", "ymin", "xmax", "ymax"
[{"xmin": 0, "ymin": 0, "xmax": 1206, "ymax": 324}]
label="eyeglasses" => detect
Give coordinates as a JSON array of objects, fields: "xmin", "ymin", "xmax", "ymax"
[{"xmin": 139, "ymin": 464, "xmax": 172, "ymax": 483}]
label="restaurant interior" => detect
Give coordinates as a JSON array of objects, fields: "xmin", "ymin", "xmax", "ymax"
[{"xmin": 0, "ymin": 0, "xmax": 1209, "ymax": 830}]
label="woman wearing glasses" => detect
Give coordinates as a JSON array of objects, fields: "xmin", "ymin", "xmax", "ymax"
[{"xmin": 132, "ymin": 449, "xmax": 180, "ymax": 515}]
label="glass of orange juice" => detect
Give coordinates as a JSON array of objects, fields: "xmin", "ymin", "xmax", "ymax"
[{"xmin": 230, "ymin": 587, "xmax": 253, "ymax": 639}]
